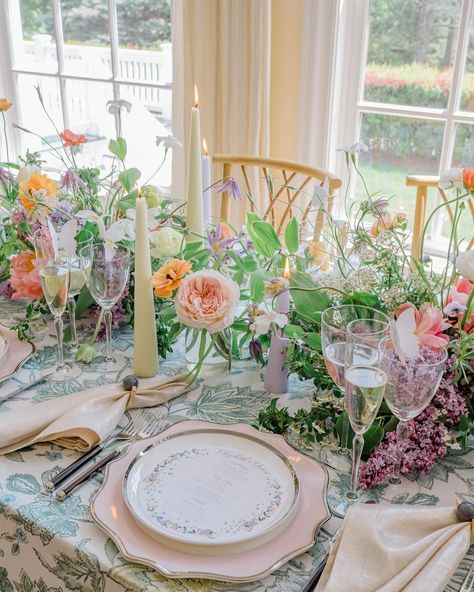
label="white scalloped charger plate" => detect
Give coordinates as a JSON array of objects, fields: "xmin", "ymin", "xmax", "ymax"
[
  {"xmin": 123, "ymin": 429, "xmax": 300, "ymax": 554},
  {"xmin": 91, "ymin": 420, "xmax": 330, "ymax": 582}
]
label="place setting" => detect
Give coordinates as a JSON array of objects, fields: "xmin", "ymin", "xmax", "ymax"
[{"xmin": 0, "ymin": 3, "xmax": 474, "ymax": 590}]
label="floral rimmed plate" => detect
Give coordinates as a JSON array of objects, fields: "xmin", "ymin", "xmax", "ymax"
[
  {"xmin": 0, "ymin": 328, "xmax": 35, "ymax": 384},
  {"xmin": 123, "ymin": 429, "xmax": 300, "ymax": 554},
  {"xmin": 91, "ymin": 420, "xmax": 330, "ymax": 582}
]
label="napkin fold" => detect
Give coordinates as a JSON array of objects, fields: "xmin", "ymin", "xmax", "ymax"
[
  {"xmin": 316, "ymin": 504, "xmax": 471, "ymax": 592},
  {"xmin": 0, "ymin": 373, "xmax": 195, "ymax": 454}
]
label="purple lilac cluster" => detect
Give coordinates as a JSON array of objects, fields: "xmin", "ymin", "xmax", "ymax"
[
  {"xmin": 96, "ymin": 284, "xmax": 129, "ymax": 339},
  {"xmin": 49, "ymin": 200, "xmax": 75, "ymax": 227},
  {"xmin": 359, "ymin": 354, "xmax": 466, "ymax": 489}
]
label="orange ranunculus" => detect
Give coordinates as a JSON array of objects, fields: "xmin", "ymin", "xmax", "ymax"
[
  {"xmin": 0, "ymin": 98, "xmax": 12, "ymax": 112},
  {"xmin": 463, "ymin": 168, "xmax": 474, "ymax": 192},
  {"xmin": 60, "ymin": 129, "xmax": 88, "ymax": 148},
  {"xmin": 10, "ymin": 250, "xmax": 43, "ymax": 301},
  {"xmin": 19, "ymin": 173, "xmax": 58, "ymax": 213},
  {"xmin": 151, "ymin": 259, "xmax": 192, "ymax": 298}
]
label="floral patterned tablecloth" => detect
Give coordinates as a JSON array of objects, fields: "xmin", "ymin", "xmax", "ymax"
[{"xmin": 0, "ymin": 298, "xmax": 472, "ymax": 592}]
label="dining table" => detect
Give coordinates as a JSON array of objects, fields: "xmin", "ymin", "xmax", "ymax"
[{"xmin": 0, "ymin": 296, "xmax": 473, "ymax": 592}]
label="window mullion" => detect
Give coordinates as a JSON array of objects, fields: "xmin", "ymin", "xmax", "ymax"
[{"xmin": 52, "ymin": 0, "xmax": 68, "ymax": 129}]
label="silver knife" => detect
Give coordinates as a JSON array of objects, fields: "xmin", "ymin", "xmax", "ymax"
[
  {"xmin": 0, "ymin": 368, "xmax": 56, "ymax": 402},
  {"xmin": 55, "ymin": 448, "xmax": 122, "ymax": 501}
]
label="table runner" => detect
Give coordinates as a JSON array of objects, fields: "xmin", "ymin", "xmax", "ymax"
[{"xmin": 0, "ymin": 298, "xmax": 472, "ymax": 592}]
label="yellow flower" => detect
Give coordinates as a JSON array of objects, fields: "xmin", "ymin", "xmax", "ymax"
[
  {"xmin": 0, "ymin": 99, "xmax": 12, "ymax": 112},
  {"xmin": 19, "ymin": 173, "xmax": 58, "ymax": 213}
]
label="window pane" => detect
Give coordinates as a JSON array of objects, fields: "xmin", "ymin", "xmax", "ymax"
[
  {"xmin": 364, "ymin": 0, "xmax": 462, "ymax": 108},
  {"xmin": 119, "ymin": 85, "xmax": 172, "ymax": 189},
  {"xmin": 357, "ymin": 114, "xmax": 444, "ymax": 228},
  {"xmin": 60, "ymin": 0, "xmax": 112, "ymax": 77},
  {"xmin": 14, "ymin": 1, "xmax": 57, "ymax": 73},
  {"xmin": 447, "ymin": 123, "xmax": 474, "ymax": 242},
  {"xmin": 66, "ymin": 80, "xmax": 114, "ymax": 168},
  {"xmin": 461, "ymin": 11, "xmax": 474, "ymax": 111}
]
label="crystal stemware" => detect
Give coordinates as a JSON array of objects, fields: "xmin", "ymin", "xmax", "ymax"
[
  {"xmin": 344, "ymin": 318, "xmax": 389, "ymax": 500},
  {"xmin": 80, "ymin": 243, "xmax": 130, "ymax": 372},
  {"xmin": 320, "ymin": 304, "xmax": 389, "ymax": 468},
  {"xmin": 39, "ymin": 263, "xmax": 70, "ymax": 373},
  {"xmin": 379, "ymin": 338, "xmax": 447, "ymax": 485}
]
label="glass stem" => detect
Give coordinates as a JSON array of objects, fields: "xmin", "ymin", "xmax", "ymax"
[
  {"xmin": 54, "ymin": 317, "xmax": 65, "ymax": 370},
  {"xmin": 390, "ymin": 420, "xmax": 408, "ymax": 485},
  {"xmin": 68, "ymin": 297, "xmax": 77, "ymax": 348},
  {"xmin": 348, "ymin": 433, "xmax": 364, "ymax": 499},
  {"xmin": 104, "ymin": 309, "xmax": 114, "ymax": 361}
]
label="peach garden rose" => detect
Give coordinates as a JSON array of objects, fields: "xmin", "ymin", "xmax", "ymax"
[{"xmin": 175, "ymin": 269, "xmax": 239, "ymax": 334}]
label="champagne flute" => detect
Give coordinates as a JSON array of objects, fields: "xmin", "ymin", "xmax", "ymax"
[
  {"xmin": 379, "ymin": 338, "xmax": 447, "ymax": 485},
  {"xmin": 320, "ymin": 305, "xmax": 389, "ymax": 467},
  {"xmin": 39, "ymin": 263, "xmax": 70, "ymax": 372},
  {"xmin": 80, "ymin": 243, "xmax": 130, "ymax": 372},
  {"xmin": 345, "ymin": 318, "xmax": 389, "ymax": 500}
]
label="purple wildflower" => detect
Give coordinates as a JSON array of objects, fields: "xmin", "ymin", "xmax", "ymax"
[
  {"xmin": 361, "ymin": 197, "xmax": 390, "ymax": 217},
  {"xmin": 0, "ymin": 167, "xmax": 13, "ymax": 183},
  {"xmin": 249, "ymin": 337, "xmax": 264, "ymax": 362},
  {"xmin": 61, "ymin": 169, "xmax": 83, "ymax": 191},
  {"xmin": 11, "ymin": 206, "xmax": 27, "ymax": 225},
  {"xmin": 206, "ymin": 224, "xmax": 235, "ymax": 256},
  {"xmin": 216, "ymin": 177, "xmax": 241, "ymax": 199},
  {"xmin": 50, "ymin": 200, "xmax": 75, "ymax": 227}
]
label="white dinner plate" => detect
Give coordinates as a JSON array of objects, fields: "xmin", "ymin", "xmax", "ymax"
[{"xmin": 123, "ymin": 428, "xmax": 300, "ymax": 554}]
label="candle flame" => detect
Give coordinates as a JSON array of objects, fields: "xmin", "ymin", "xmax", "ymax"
[
  {"xmin": 202, "ymin": 138, "xmax": 208, "ymax": 155},
  {"xmin": 284, "ymin": 257, "xmax": 291, "ymax": 279},
  {"xmin": 136, "ymin": 185, "xmax": 143, "ymax": 197},
  {"xmin": 194, "ymin": 84, "xmax": 199, "ymax": 108}
]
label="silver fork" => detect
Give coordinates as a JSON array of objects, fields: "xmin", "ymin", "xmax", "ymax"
[
  {"xmin": 460, "ymin": 563, "xmax": 474, "ymax": 592},
  {"xmin": 45, "ymin": 409, "xmax": 160, "ymax": 492},
  {"xmin": 54, "ymin": 410, "xmax": 162, "ymax": 500}
]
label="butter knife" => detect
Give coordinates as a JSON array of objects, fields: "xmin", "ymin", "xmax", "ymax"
[
  {"xmin": 0, "ymin": 369, "xmax": 56, "ymax": 403},
  {"xmin": 55, "ymin": 448, "xmax": 121, "ymax": 501}
]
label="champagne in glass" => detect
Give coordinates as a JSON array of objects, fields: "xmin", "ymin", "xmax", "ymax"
[
  {"xmin": 39, "ymin": 264, "xmax": 69, "ymax": 371},
  {"xmin": 320, "ymin": 305, "xmax": 389, "ymax": 464},
  {"xmin": 345, "ymin": 318, "xmax": 389, "ymax": 501}
]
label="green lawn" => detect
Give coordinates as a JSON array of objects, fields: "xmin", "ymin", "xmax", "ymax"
[{"xmin": 357, "ymin": 162, "xmax": 472, "ymax": 244}]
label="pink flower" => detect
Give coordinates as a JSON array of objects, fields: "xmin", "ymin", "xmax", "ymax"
[
  {"xmin": 445, "ymin": 277, "xmax": 474, "ymax": 330},
  {"xmin": 9, "ymin": 250, "xmax": 43, "ymax": 301},
  {"xmin": 175, "ymin": 269, "xmax": 239, "ymax": 334},
  {"xmin": 395, "ymin": 302, "xmax": 450, "ymax": 349}
]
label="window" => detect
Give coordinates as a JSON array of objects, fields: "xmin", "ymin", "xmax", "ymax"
[
  {"xmin": 355, "ymin": 0, "xmax": 474, "ymax": 250},
  {"xmin": 0, "ymin": 0, "xmax": 172, "ymax": 188}
]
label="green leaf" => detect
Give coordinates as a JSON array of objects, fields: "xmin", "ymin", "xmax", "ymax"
[
  {"xmin": 246, "ymin": 216, "xmax": 281, "ymax": 258},
  {"xmin": 289, "ymin": 270, "xmax": 331, "ymax": 322},
  {"xmin": 116, "ymin": 192, "xmax": 138, "ymax": 215},
  {"xmin": 249, "ymin": 270, "xmax": 272, "ymax": 302},
  {"xmin": 362, "ymin": 423, "xmax": 384, "ymax": 459},
  {"xmin": 335, "ymin": 412, "xmax": 354, "ymax": 449},
  {"xmin": 283, "ymin": 324, "xmax": 305, "ymax": 339},
  {"xmin": 284, "ymin": 217, "xmax": 299, "ymax": 253},
  {"xmin": 108, "ymin": 137, "xmax": 127, "ymax": 161},
  {"xmin": 342, "ymin": 291, "xmax": 382, "ymax": 311},
  {"xmin": 118, "ymin": 167, "xmax": 141, "ymax": 193},
  {"xmin": 75, "ymin": 286, "xmax": 95, "ymax": 318},
  {"xmin": 303, "ymin": 332, "xmax": 322, "ymax": 351}
]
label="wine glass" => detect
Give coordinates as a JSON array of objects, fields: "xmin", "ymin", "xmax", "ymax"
[
  {"xmin": 344, "ymin": 318, "xmax": 389, "ymax": 500},
  {"xmin": 39, "ymin": 263, "xmax": 70, "ymax": 373},
  {"xmin": 320, "ymin": 304, "xmax": 390, "ymax": 468},
  {"xmin": 379, "ymin": 338, "xmax": 447, "ymax": 485},
  {"xmin": 34, "ymin": 227, "xmax": 93, "ymax": 350},
  {"xmin": 80, "ymin": 243, "xmax": 130, "ymax": 372}
]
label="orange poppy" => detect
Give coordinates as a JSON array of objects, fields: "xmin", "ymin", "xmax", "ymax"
[
  {"xmin": 463, "ymin": 167, "xmax": 474, "ymax": 192},
  {"xmin": 151, "ymin": 259, "xmax": 192, "ymax": 298},
  {"xmin": 60, "ymin": 129, "xmax": 88, "ymax": 148},
  {"xmin": 0, "ymin": 99, "xmax": 12, "ymax": 112},
  {"xmin": 19, "ymin": 173, "xmax": 58, "ymax": 213}
]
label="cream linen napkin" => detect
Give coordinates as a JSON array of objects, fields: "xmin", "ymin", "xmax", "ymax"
[
  {"xmin": 0, "ymin": 373, "xmax": 194, "ymax": 454},
  {"xmin": 316, "ymin": 503, "xmax": 471, "ymax": 592}
]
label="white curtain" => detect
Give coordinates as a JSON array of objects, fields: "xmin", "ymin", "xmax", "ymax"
[{"xmin": 172, "ymin": 0, "xmax": 271, "ymax": 227}]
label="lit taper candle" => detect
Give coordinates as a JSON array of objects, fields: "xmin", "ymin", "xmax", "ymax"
[
  {"xmin": 186, "ymin": 84, "xmax": 204, "ymax": 240},
  {"xmin": 264, "ymin": 258, "xmax": 290, "ymax": 394},
  {"xmin": 202, "ymin": 138, "xmax": 211, "ymax": 226},
  {"xmin": 133, "ymin": 193, "xmax": 159, "ymax": 377}
]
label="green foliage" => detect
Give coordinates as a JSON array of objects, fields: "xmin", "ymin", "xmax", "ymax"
[
  {"xmin": 108, "ymin": 137, "xmax": 127, "ymax": 162},
  {"xmin": 284, "ymin": 217, "xmax": 299, "ymax": 254},
  {"xmin": 246, "ymin": 214, "xmax": 281, "ymax": 258},
  {"xmin": 289, "ymin": 270, "xmax": 331, "ymax": 323},
  {"xmin": 118, "ymin": 168, "xmax": 141, "ymax": 193}
]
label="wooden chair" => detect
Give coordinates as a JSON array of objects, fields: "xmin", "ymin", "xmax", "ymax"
[
  {"xmin": 212, "ymin": 154, "xmax": 342, "ymax": 240},
  {"xmin": 407, "ymin": 175, "xmax": 474, "ymax": 260}
]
